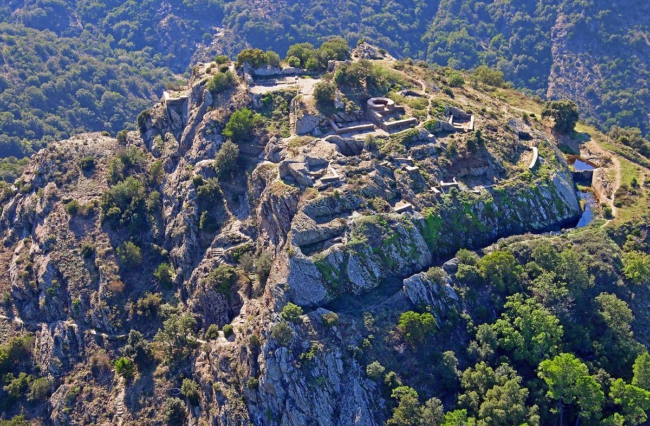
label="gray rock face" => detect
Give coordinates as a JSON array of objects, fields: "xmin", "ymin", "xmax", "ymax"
[
  {"xmin": 403, "ymin": 272, "xmax": 459, "ymax": 322},
  {"xmin": 253, "ymin": 344, "xmax": 378, "ymax": 426},
  {"xmin": 295, "ymin": 114, "xmax": 324, "ymax": 135},
  {"xmin": 39, "ymin": 321, "xmax": 84, "ymax": 380},
  {"xmin": 253, "ymin": 66, "xmax": 282, "ymax": 76}
]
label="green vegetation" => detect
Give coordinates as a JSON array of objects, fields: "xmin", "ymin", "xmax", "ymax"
[
  {"xmin": 223, "ymin": 108, "xmax": 263, "ymax": 143},
  {"xmin": 271, "ymin": 321, "xmax": 293, "ymax": 346},
  {"xmin": 114, "ymin": 357, "xmax": 135, "ymax": 380},
  {"xmin": 542, "ymin": 100, "xmax": 580, "ymax": 134},
  {"xmin": 214, "ymin": 140, "xmax": 239, "ymax": 178},
  {"xmin": 163, "ymin": 397, "xmax": 186, "ymax": 426},
  {"xmin": 281, "ymin": 303, "xmax": 304, "ymax": 324},
  {"xmin": 206, "ymin": 71, "xmax": 237, "ymax": 94},
  {"xmin": 222, "ymin": 324, "xmax": 234, "ymax": 338}
]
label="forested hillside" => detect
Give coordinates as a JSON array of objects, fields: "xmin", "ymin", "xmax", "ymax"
[{"xmin": 1, "ymin": 0, "xmax": 650, "ymax": 156}]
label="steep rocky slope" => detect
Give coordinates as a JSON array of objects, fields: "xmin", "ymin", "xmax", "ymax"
[{"xmin": 0, "ymin": 55, "xmax": 586, "ymax": 424}]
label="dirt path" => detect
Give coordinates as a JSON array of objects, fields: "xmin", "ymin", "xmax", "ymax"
[{"xmin": 586, "ymin": 140, "xmax": 622, "ymax": 227}]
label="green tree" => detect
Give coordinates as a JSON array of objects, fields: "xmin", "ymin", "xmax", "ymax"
[
  {"xmin": 477, "ymin": 251, "xmax": 524, "ymax": 294},
  {"xmin": 542, "ymin": 100, "xmax": 579, "ymax": 134},
  {"xmin": 28, "ymin": 377, "xmax": 50, "ymax": 402},
  {"xmin": 471, "ymin": 66, "xmax": 506, "ymax": 88},
  {"xmin": 181, "ymin": 378, "xmax": 200, "ymax": 405},
  {"xmin": 478, "ymin": 375, "xmax": 533, "ymax": 426},
  {"xmin": 442, "ymin": 410, "xmax": 476, "ymax": 426},
  {"xmin": 281, "ymin": 302, "xmax": 303, "ymax": 323},
  {"xmin": 163, "ymin": 397, "xmax": 186, "ymax": 426},
  {"xmin": 313, "ymin": 81, "xmax": 337, "ymax": 108},
  {"xmin": 214, "ymin": 139, "xmax": 239, "ymax": 178},
  {"xmin": 448, "ymin": 72, "xmax": 465, "ymax": 87},
  {"xmin": 538, "ymin": 353, "xmax": 604, "ymax": 426},
  {"xmin": 286, "ymin": 43, "xmax": 316, "ymax": 67},
  {"xmin": 397, "ymin": 311, "xmax": 436, "ymax": 346},
  {"xmin": 117, "ymin": 241, "xmax": 142, "ymax": 270},
  {"xmin": 203, "ymin": 265, "xmax": 238, "ymax": 295},
  {"xmin": 154, "ymin": 314, "xmax": 198, "ymax": 362},
  {"xmin": 493, "ymin": 294, "xmax": 563, "ymax": 366},
  {"xmin": 633, "ymin": 353, "xmax": 650, "ymax": 391},
  {"xmin": 206, "ymin": 71, "xmax": 236, "ymax": 93},
  {"xmin": 223, "ymin": 107, "xmax": 261, "ymax": 143},
  {"xmin": 204, "ymin": 324, "xmax": 219, "ymax": 340},
  {"xmin": 236, "ymin": 48, "xmax": 269, "ymax": 68},
  {"xmin": 366, "ymin": 361, "xmax": 385, "ymax": 381},
  {"xmin": 596, "ymin": 293, "xmax": 634, "ymax": 339},
  {"xmin": 154, "ymin": 263, "xmax": 173, "ymax": 288},
  {"xmin": 271, "ymin": 321, "xmax": 293, "ymax": 346},
  {"xmin": 622, "ymin": 251, "xmax": 650, "ymax": 285},
  {"xmin": 421, "ymin": 398, "xmax": 445, "ymax": 426},
  {"xmin": 222, "ymin": 324, "xmax": 234, "ymax": 338},
  {"xmin": 610, "ymin": 379, "xmax": 650, "ymax": 425},
  {"xmin": 387, "ymin": 386, "xmax": 423, "ymax": 426},
  {"xmin": 114, "ymin": 357, "xmax": 135, "ymax": 380}
]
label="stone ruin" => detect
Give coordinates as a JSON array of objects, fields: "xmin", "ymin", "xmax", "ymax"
[
  {"xmin": 366, "ymin": 97, "xmax": 418, "ymax": 132},
  {"xmin": 447, "ymin": 106, "xmax": 475, "ymax": 132}
]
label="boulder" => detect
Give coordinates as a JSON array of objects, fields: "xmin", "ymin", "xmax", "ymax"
[
  {"xmin": 296, "ymin": 114, "xmax": 324, "ymax": 135},
  {"xmin": 442, "ymin": 258, "xmax": 459, "ymax": 273}
]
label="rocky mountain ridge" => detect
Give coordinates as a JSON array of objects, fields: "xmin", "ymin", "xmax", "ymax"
[{"xmin": 0, "ymin": 52, "xmax": 599, "ymax": 425}]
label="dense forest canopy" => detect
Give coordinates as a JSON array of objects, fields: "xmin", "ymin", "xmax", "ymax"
[{"xmin": 1, "ymin": 0, "xmax": 650, "ymax": 160}]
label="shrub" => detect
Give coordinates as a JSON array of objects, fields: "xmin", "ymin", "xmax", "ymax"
[
  {"xmin": 204, "ymin": 324, "xmax": 219, "ymax": 340},
  {"xmin": 204, "ymin": 265, "xmax": 237, "ymax": 295},
  {"xmin": 322, "ymin": 312, "xmax": 339, "ymax": 327},
  {"xmin": 313, "ymin": 81, "xmax": 337, "ymax": 107},
  {"xmin": 65, "ymin": 200, "xmax": 80, "ymax": 215},
  {"xmin": 471, "ymin": 65, "xmax": 506, "ymax": 87},
  {"xmin": 81, "ymin": 243, "xmax": 95, "ymax": 258},
  {"xmin": 137, "ymin": 109, "xmax": 151, "ymax": 133},
  {"xmin": 79, "ymin": 156, "xmax": 95, "ymax": 172},
  {"xmin": 247, "ymin": 377, "xmax": 259, "ymax": 389},
  {"xmin": 222, "ymin": 324, "xmax": 234, "ymax": 338},
  {"xmin": 456, "ymin": 249, "xmax": 479, "ymax": 265},
  {"xmin": 256, "ymin": 252, "xmax": 273, "ymax": 285},
  {"xmin": 397, "ymin": 311, "xmax": 436, "ymax": 345},
  {"xmin": 236, "ymin": 48, "xmax": 269, "ymax": 68},
  {"xmin": 448, "ymin": 72, "xmax": 465, "ymax": 87},
  {"xmin": 214, "ymin": 55, "xmax": 230, "ymax": 64},
  {"xmin": 366, "ymin": 361, "xmax": 385, "ymax": 381},
  {"xmin": 114, "ymin": 357, "xmax": 135, "ymax": 380},
  {"xmin": 163, "ymin": 397, "xmax": 186, "ymax": 426},
  {"xmin": 271, "ymin": 321, "xmax": 293, "ymax": 346},
  {"xmin": 134, "ymin": 292, "xmax": 162, "ymax": 317},
  {"xmin": 223, "ymin": 108, "xmax": 262, "ymax": 143},
  {"xmin": 281, "ymin": 303, "xmax": 303, "ymax": 324},
  {"xmin": 214, "ymin": 140, "xmax": 239, "ymax": 178},
  {"xmin": 28, "ymin": 377, "xmax": 50, "ymax": 402},
  {"xmin": 117, "ymin": 241, "xmax": 142, "ymax": 270},
  {"xmin": 287, "ymin": 56, "xmax": 301, "ymax": 67},
  {"xmin": 266, "ymin": 50, "xmax": 281, "ymax": 67},
  {"xmin": 206, "ymin": 71, "xmax": 236, "ymax": 93},
  {"xmin": 154, "ymin": 263, "xmax": 174, "ymax": 288},
  {"xmin": 181, "ymin": 379, "xmax": 200, "ymax": 405},
  {"xmin": 116, "ymin": 130, "xmax": 128, "ymax": 145},
  {"xmin": 542, "ymin": 100, "xmax": 579, "ymax": 134},
  {"xmin": 90, "ymin": 351, "xmax": 112, "ymax": 375},
  {"xmin": 249, "ymin": 334, "xmax": 261, "ymax": 347}
]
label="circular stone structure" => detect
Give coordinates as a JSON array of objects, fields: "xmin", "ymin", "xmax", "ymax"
[{"xmin": 367, "ymin": 97, "xmax": 395, "ymax": 111}]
